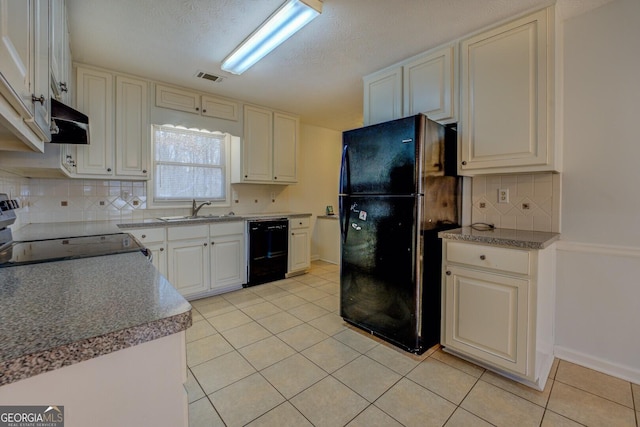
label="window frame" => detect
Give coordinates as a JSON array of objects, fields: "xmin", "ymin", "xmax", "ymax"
[{"xmin": 147, "ymin": 124, "xmax": 232, "ymax": 208}]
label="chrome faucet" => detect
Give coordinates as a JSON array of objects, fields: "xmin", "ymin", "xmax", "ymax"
[{"xmin": 191, "ymin": 199, "xmax": 212, "ymax": 217}]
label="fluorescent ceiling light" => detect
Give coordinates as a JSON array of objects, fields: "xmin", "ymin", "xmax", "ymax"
[{"xmin": 221, "ymin": 0, "xmax": 322, "ymax": 75}]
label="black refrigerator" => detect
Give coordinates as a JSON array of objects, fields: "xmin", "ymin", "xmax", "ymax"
[{"xmin": 339, "ymin": 114, "xmax": 461, "ymax": 354}]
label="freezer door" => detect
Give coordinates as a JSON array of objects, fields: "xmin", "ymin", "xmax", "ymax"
[
  {"xmin": 342, "ymin": 115, "xmax": 421, "ymax": 195},
  {"xmin": 340, "ymin": 195, "xmax": 421, "ymax": 351}
]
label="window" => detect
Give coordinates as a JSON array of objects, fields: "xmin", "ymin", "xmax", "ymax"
[{"xmin": 151, "ymin": 124, "xmax": 231, "ymax": 205}]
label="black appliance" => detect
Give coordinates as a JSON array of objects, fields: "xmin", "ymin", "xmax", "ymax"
[
  {"xmin": 246, "ymin": 219, "xmax": 289, "ymax": 286},
  {"xmin": 0, "ymin": 193, "xmax": 148, "ymax": 268},
  {"xmin": 339, "ymin": 114, "xmax": 462, "ymax": 354}
]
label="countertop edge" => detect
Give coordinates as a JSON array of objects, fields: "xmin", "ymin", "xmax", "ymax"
[
  {"xmin": 117, "ymin": 212, "xmax": 313, "ymax": 229},
  {"xmin": 439, "ymin": 228, "xmax": 560, "ymax": 249},
  {"xmin": 0, "ymin": 310, "xmax": 192, "ymax": 387}
]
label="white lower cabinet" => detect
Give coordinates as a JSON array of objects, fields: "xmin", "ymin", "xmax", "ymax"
[
  {"xmin": 209, "ymin": 222, "xmax": 246, "ymax": 293},
  {"xmin": 288, "ymin": 217, "xmax": 310, "ymax": 276},
  {"xmin": 127, "ymin": 228, "xmax": 167, "ymax": 277},
  {"xmin": 167, "ymin": 225, "xmax": 210, "ymax": 297},
  {"xmin": 441, "ymin": 239, "xmax": 556, "ymax": 390}
]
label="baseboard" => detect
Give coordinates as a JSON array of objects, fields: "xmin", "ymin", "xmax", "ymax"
[
  {"xmin": 554, "ymin": 345, "xmax": 640, "ymax": 384},
  {"xmin": 556, "ymin": 240, "xmax": 640, "ymax": 258}
]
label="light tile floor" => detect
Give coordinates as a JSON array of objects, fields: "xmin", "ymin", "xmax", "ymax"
[{"xmin": 186, "ymin": 261, "xmax": 640, "ymax": 427}]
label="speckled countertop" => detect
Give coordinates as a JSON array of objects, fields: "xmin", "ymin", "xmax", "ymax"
[
  {"xmin": 117, "ymin": 212, "xmax": 312, "ymax": 230},
  {"xmin": 438, "ymin": 227, "xmax": 560, "ymax": 249},
  {"xmin": 0, "ymin": 252, "xmax": 191, "ymax": 387}
]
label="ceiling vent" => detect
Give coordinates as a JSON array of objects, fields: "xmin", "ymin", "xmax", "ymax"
[{"xmin": 195, "ymin": 71, "xmax": 224, "ymax": 83}]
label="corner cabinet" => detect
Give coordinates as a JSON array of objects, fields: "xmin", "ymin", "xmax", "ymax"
[
  {"xmin": 72, "ymin": 65, "xmax": 149, "ymax": 179},
  {"xmin": 363, "ymin": 44, "xmax": 456, "ymax": 126},
  {"xmin": 459, "ymin": 8, "xmax": 558, "ymax": 175},
  {"xmin": 233, "ymin": 105, "xmax": 298, "ymax": 184},
  {"xmin": 127, "ymin": 228, "xmax": 167, "ymax": 277},
  {"xmin": 288, "ymin": 217, "xmax": 311, "ymax": 276},
  {"xmin": 441, "ymin": 239, "xmax": 556, "ymax": 391}
]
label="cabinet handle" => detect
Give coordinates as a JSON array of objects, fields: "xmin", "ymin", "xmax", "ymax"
[
  {"xmin": 195, "ymin": 107, "xmax": 199, "ymax": 111},
  {"xmin": 203, "ymin": 109, "xmax": 207, "ymax": 113},
  {"xmin": 299, "ymin": 222, "xmax": 303, "ymax": 225},
  {"xmin": 107, "ymin": 168, "xmax": 112, "ymax": 172},
  {"xmin": 244, "ymin": 175, "xmax": 248, "ymax": 178},
  {"xmin": 446, "ymin": 271, "xmax": 451, "ymax": 276},
  {"xmin": 59, "ymin": 82, "xmax": 68, "ymax": 92},
  {"xmin": 141, "ymin": 234, "xmax": 146, "ymax": 239},
  {"xmin": 31, "ymin": 94, "xmax": 45, "ymax": 105},
  {"xmin": 142, "ymin": 169, "xmax": 147, "ymax": 174},
  {"xmin": 211, "ymin": 242, "xmax": 215, "ymax": 245},
  {"xmin": 291, "ymin": 233, "xmax": 295, "ymax": 236},
  {"xmin": 159, "ymin": 247, "xmax": 164, "ymax": 252},
  {"xmin": 461, "ymin": 161, "xmax": 467, "ymax": 166},
  {"xmin": 480, "ymin": 255, "xmax": 486, "ymax": 260},
  {"xmin": 274, "ymin": 176, "xmax": 278, "ymax": 180},
  {"xmin": 204, "ymin": 243, "xmax": 208, "ymax": 246}
]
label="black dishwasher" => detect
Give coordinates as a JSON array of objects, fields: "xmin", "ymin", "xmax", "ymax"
[{"xmin": 246, "ymin": 219, "xmax": 288, "ymax": 286}]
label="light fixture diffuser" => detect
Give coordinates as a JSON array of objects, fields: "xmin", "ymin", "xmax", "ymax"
[{"xmin": 221, "ymin": 0, "xmax": 322, "ymax": 75}]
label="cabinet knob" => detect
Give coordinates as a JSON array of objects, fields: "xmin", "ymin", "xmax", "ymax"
[
  {"xmin": 480, "ymin": 255, "xmax": 486, "ymax": 260},
  {"xmin": 446, "ymin": 271, "xmax": 451, "ymax": 276},
  {"xmin": 31, "ymin": 94, "xmax": 45, "ymax": 105},
  {"xmin": 461, "ymin": 161, "xmax": 467, "ymax": 166},
  {"xmin": 59, "ymin": 82, "xmax": 68, "ymax": 92},
  {"xmin": 274, "ymin": 176, "xmax": 278, "ymax": 180},
  {"xmin": 142, "ymin": 169, "xmax": 147, "ymax": 174},
  {"xmin": 211, "ymin": 241, "xmax": 215, "ymax": 245},
  {"xmin": 159, "ymin": 247, "xmax": 164, "ymax": 252},
  {"xmin": 291, "ymin": 232, "xmax": 295, "ymax": 236},
  {"xmin": 107, "ymin": 168, "xmax": 112, "ymax": 172},
  {"xmin": 141, "ymin": 234, "xmax": 146, "ymax": 239},
  {"xmin": 244, "ymin": 175, "xmax": 248, "ymax": 178},
  {"xmin": 204, "ymin": 243, "xmax": 208, "ymax": 246},
  {"xmin": 195, "ymin": 107, "xmax": 199, "ymax": 111},
  {"xmin": 203, "ymin": 109, "xmax": 207, "ymax": 113}
]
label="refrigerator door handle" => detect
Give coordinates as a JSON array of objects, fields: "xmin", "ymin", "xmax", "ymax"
[
  {"xmin": 339, "ymin": 195, "xmax": 350, "ymax": 244},
  {"xmin": 339, "ymin": 144, "xmax": 350, "ymax": 195}
]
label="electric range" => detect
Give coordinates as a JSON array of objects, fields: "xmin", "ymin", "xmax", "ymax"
[{"xmin": 0, "ymin": 193, "xmax": 148, "ymax": 268}]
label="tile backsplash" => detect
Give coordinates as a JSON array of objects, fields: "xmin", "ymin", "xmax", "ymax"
[
  {"xmin": 0, "ymin": 170, "xmax": 291, "ymax": 226},
  {"xmin": 471, "ymin": 173, "xmax": 560, "ymax": 232}
]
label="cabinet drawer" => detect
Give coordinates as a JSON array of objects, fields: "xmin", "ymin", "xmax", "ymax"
[
  {"xmin": 210, "ymin": 221, "xmax": 244, "ymax": 236},
  {"xmin": 290, "ymin": 217, "xmax": 310, "ymax": 229},
  {"xmin": 168, "ymin": 225, "xmax": 208, "ymax": 241},
  {"xmin": 128, "ymin": 228, "xmax": 165, "ymax": 244},
  {"xmin": 446, "ymin": 241, "xmax": 530, "ymax": 275}
]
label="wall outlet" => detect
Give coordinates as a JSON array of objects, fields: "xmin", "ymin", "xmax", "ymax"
[{"xmin": 498, "ymin": 189, "xmax": 509, "ymax": 204}]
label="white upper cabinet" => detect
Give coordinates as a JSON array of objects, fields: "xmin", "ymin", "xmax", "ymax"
[
  {"xmin": 363, "ymin": 67, "xmax": 402, "ymax": 126},
  {"xmin": 363, "ymin": 44, "xmax": 456, "ymax": 127},
  {"xmin": 75, "ymin": 67, "xmax": 113, "ymax": 175},
  {"xmin": 403, "ymin": 46, "xmax": 455, "ymax": 123},
  {"xmin": 115, "ymin": 75, "xmax": 148, "ymax": 177},
  {"xmin": 272, "ymin": 112, "xmax": 298, "ymax": 183},
  {"xmin": 155, "ymin": 84, "xmax": 238, "ymax": 121},
  {"xmin": 234, "ymin": 105, "xmax": 299, "ymax": 184},
  {"xmin": 50, "ymin": 0, "xmax": 71, "ymax": 103},
  {"xmin": 74, "ymin": 65, "xmax": 149, "ymax": 179},
  {"xmin": 460, "ymin": 8, "xmax": 556, "ymax": 175},
  {"xmin": 0, "ymin": 0, "xmax": 52, "ymax": 152}
]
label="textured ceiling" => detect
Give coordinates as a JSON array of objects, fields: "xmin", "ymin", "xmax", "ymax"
[{"xmin": 66, "ymin": 0, "xmax": 614, "ymax": 131}]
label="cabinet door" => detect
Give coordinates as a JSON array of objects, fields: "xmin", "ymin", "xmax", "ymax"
[
  {"xmin": 403, "ymin": 46, "xmax": 455, "ymax": 123},
  {"xmin": 155, "ymin": 84, "xmax": 200, "ymax": 114},
  {"xmin": 243, "ymin": 105, "xmax": 273, "ymax": 182},
  {"xmin": 272, "ymin": 112, "xmax": 298, "ymax": 183},
  {"xmin": 0, "ymin": 0, "xmax": 34, "ymax": 119},
  {"xmin": 50, "ymin": 0, "xmax": 65, "ymax": 87},
  {"xmin": 210, "ymin": 234, "xmax": 245, "ymax": 290},
  {"xmin": 289, "ymin": 227, "xmax": 310, "ymax": 273},
  {"xmin": 76, "ymin": 67, "xmax": 114, "ymax": 176},
  {"xmin": 115, "ymin": 76, "xmax": 148, "ymax": 178},
  {"xmin": 25, "ymin": 0, "xmax": 50, "ymax": 142},
  {"xmin": 363, "ymin": 67, "xmax": 402, "ymax": 126},
  {"xmin": 167, "ymin": 238, "xmax": 209, "ymax": 297},
  {"xmin": 201, "ymin": 95, "xmax": 238, "ymax": 121},
  {"xmin": 443, "ymin": 265, "xmax": 529, "ymax": 375},
  {"xmin": 146, "ymin": 241, "xmax": 167, "ymax": 277},
  {"xmin": 460, "ymin": 8, "xmax": 551, "ymax": 173}
]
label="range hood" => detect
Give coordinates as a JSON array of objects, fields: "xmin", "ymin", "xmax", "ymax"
[{"xmin": 50, "ymin": 99, "xmax": 90, "ymax": 144}]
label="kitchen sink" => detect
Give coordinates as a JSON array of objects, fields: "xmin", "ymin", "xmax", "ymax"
[{"xmin": 157, "ymin": 214, "xmax": 227, "ymax": 222}]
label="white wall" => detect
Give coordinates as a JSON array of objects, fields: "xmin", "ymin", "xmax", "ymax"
[
  {"xmin": 556, "ymin": 0, "xmax": 640, "ymax": 382},
  {"xmin": 289, "ymin": 124, "xmax": 342, "ymax": 260}
]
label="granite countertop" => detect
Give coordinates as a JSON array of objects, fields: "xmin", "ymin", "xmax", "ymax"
[
  {"xmin": 117, "ymin": 212, "xmax": 312, "ymax": 230},
  {"xmin": 0, "ymin": 252, "xmax": 192, "ymax": 387},
  {"xmin": 439, "ymin": 227, "xmax": 560, "ymax": 249}
]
